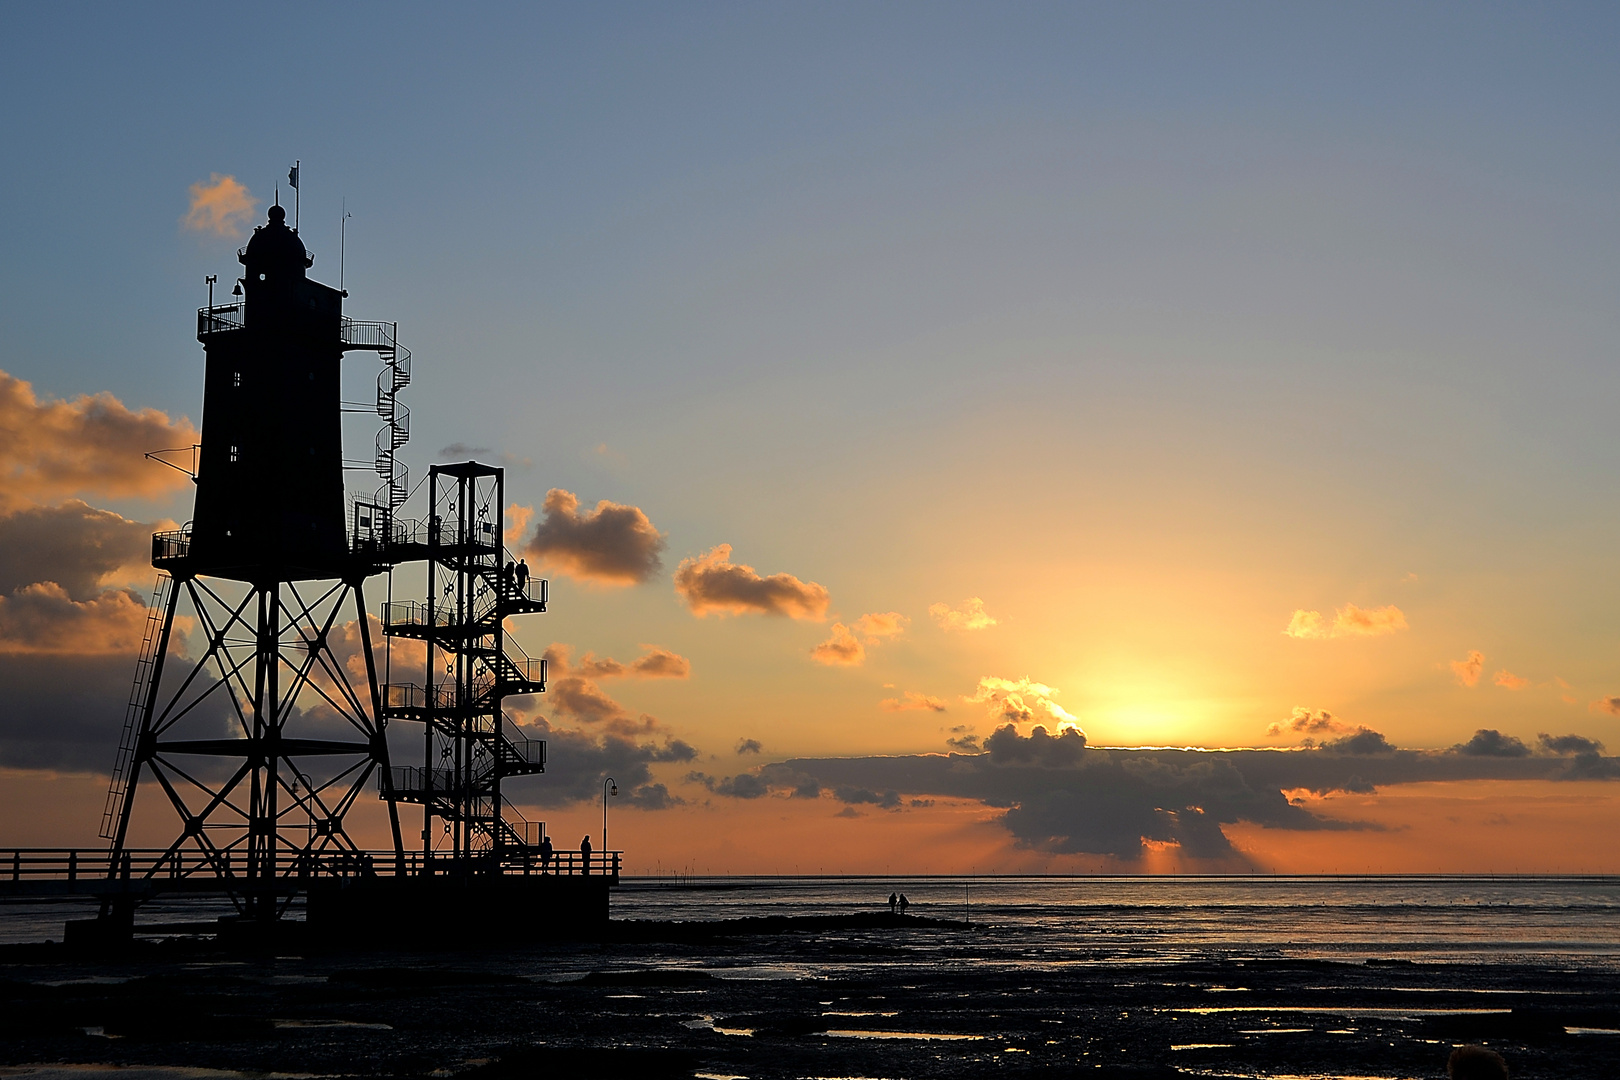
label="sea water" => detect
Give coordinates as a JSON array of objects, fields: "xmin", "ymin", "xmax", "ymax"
[
  {"xmin": 4, "ymin": 876, "xmax": 1618, "ymax": 968},
  {"xmin": 611, "ymin": 875, "xmax": 1620, "ymax": 968}
]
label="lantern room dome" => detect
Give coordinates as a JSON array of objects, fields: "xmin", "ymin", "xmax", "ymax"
[{"xmin": 240, "ymin": 203, "xmax": 312, "ymax": 275}]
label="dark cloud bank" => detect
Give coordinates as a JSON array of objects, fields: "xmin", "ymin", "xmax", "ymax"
[{"xmin": 699, "ymin": 725, "xmax": 1620, "ymax": 862}]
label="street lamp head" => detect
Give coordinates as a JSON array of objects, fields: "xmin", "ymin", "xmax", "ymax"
[{"xmin": 610, "ymin": 782, "xmax": 619, "ymax": 797}]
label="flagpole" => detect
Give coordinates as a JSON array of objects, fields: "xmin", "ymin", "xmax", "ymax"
[
  {"xmin": 293, "ymin": 159, "xmax": 300, "ymax": 232},
  {"xmin": 340, "ymin": 199, "xmax": 350, "ymax": 294}
]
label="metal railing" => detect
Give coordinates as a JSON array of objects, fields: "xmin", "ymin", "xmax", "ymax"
[
  {"xmin": 382, "ymin": 682, "xmax": 458, "ymax": 713},
  {"xmin": 198, "ymin": 303, "xmax": 245, "ymax": 337},
  {"xmin": 340, "ymin": 319, "xmax": 398, "ymax": 352},
  {"xmin": 380, "ymin": 600, "xmax": 457, "ymax": 632},
  {"xmin": 387, "ymin": 766, "xmax": 455, "ymax": 796},
  {"xmin": 0, "ymin": 847, "xmax": 622, "ymax": 891},
  {"xmin": 152, "ymin": 528, "xmax": 191, "ymax": 563},
  {"xmin": 500, "ymin": 735, "xmax": 546, "ymax": 770}
]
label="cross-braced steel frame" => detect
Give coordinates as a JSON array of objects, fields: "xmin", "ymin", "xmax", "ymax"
[{"xmin": 106, "ymin": 570, "xmax": 403, "ymax": 920}]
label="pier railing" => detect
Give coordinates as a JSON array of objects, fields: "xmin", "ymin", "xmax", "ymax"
[{"xmin": 0, "ymin": 847, "xmax": 622, "ymax": 897}]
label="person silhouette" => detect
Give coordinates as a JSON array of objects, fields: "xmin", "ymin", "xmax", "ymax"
[
  {"xmin": 516, "ymin": 559, "xmax": 530, "ymax": 592},
  {"xmin": 898, "ymin": 893, "xmax": 909, "ymax": 915},
  {"xmin": 580, "ymin": 834, "xmax": 593, "ymax": 875},
  {"xmin": 504, "ymin": 561, "xmax": 516, "ymax": 591},
  {"xmin": 888, "ymin": 891, "xmax": 898, "ymax": 914},
  {"xmin": 539, "ymin": 834, "xmax": 553, "ymax": 875},
  {"xmin": 1447, "ymin": 1045, "xmax": 1508, "ymax": 1080}
]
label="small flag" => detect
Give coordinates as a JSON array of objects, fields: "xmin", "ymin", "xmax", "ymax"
[{"xmin": 288, "ymin": 165, "xmax": 299, "ymax": 189}]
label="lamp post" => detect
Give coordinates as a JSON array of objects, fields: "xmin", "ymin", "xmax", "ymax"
[
  {"xmin": 206, "ymin": 274, "xmax": 216, "ymax": 309},
  {"xmin": 602, "ymin": 777, "xmax": 618, "ymax": 869}
]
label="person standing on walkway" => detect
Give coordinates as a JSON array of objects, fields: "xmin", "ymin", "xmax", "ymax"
[{"xmin": 580, "ymin": 834, "xmax": 593, "ymax": 875}]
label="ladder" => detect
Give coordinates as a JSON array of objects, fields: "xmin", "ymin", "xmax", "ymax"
[{"xmin": 100, "ymin": 574, "xmax": 172, "ymax": 839}]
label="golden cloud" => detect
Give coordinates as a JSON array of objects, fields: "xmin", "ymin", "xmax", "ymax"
[
  {"xmin": 1284, "ymin": 603, "xmax": 1407, "ymax": 640},
  {"xmin": 966, "ymin": 675, "xmax": 1080, "ymax": 730},
  {"xmin": 929, "ymin": 597, "xmax": 997, "ymax": 631},
  {"xmin": 578, "ymin": 644, "xmax": 691, "ymax": 680},
  {"xmin": 1451, "ymin": 650, "xmax": 1485, "ymax": 687},
  {"xmin": 0, "ymin": 583, "xmax": 151, "ymax": 654},
  {"xmin": 674, "ymin": 544, "xmax": 830, "ymax": 620},
  {"xmin": 523, "ymin": 488, "xmax": 666, "ymax": 586},
  {"xmin": 853, "ymin": 611, "xmax": 909, "ymax": 641},
  {"xmin": 0, "ymin": 370, "xmax": 197, "ymax": 507},
  {"xmin": 1493, "ymin": 669, "xmax": 1530, "ymax": 691},
  {"xmin": 810, "ymin": 623, "xmax": 865, "ymax": 666},
  {"xmin": 504, "ymin": 502, "xmax": 533, "ymax": 546},
  {"xmin": 881, "ymin": 690, "xmax": 947, "ymax": 713},
  {"xmin": 1266, "ymin": 706, "xmax": 1349, "ymax": 738},
  {"xmin": 181, "ymin": 173, "xmax": 258, "ymax": 238}
]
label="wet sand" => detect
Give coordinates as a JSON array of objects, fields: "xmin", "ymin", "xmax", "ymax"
[{"xmin": 0, "ymin": 913, "xmax": 1614, "ymax": 1079}]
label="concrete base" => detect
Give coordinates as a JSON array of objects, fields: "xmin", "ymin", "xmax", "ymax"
[{"xmin": 306, "ymin": 873, "xmax": 613, "ymax": 945}]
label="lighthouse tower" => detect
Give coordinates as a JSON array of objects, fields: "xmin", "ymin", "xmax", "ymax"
[{"xmin": 101, "ymin": 202, "xmax": 407, "ymax": 921}]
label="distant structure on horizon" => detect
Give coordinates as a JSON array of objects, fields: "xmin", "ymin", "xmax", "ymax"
[{"xmin": 19, "ymin": 198, "xmax": 620, "ymax": 947}]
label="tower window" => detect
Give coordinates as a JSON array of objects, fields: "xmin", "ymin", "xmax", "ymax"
[
  {"xmin": 232, "ymin": 370, "xmax": 241, "ymax": 388},
  {"xmin": 229, "ymin": 445, "xmax": 240, "ymax": 464}
]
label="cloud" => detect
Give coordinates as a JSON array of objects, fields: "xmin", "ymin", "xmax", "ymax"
[
  {"xmin": 0, "ymin": 583, "xmax": 152, "ymax": 654},
  {"xmin": 509, "ymin": 716, "xmax": 693, "ymax": 809},
  {"xmin": 673, "ymin": 544, "xmax": 829, "ymax": 619},
  {"xmin": 710, "ymin": 728, "xmax": 1619, "ymax": 861},
  {"xmin": 881, "ymin": 690, "xmax": 948, "ymax": 713},
  {"xmin": 181, "ymin": 174, "xmax": 258, "ymax": 238},
  {"xmin": 986, "ymin": 723, "xmax": 1088, "ymax": 766},
  {"xmin": 966, "ymin": 675, "xmax": 1080, "ymax": 732},
  {"xmin": 832, "ymin": 786, "xmax": 901, "ymax": 810},
  {"xmin": 1592, "ymin": 697, "xmax": 1620, "ymax": 716},
  {"xmin": 810, "ymin": 623, "xmax": 864, "ymax": 666},
  {"xmin": 1322, "ymin": 727, "xmax": 1395, "ymax": 755},
  {"xmin": 523, "ymin": 489, "xmax": 666, "ymax": 586},
  {"xmin": 539, "ymin": 643, "xmax": 636, "ymax": 728},
  {"xmin": 1451, "ymin": 650, "xmax": 1485, "ymax": 687},
  {"xmin": 688, "ymin": 770, "xmax": 771, "ymax": 799},
  {"xmin": 852, "ymin": 612, "xmax": 909, "ymax": 641},
  {"xmin": 0, "ymin": 501, "xmax": 155, "ymax": 599},
  {"xmin": 1492, "ymin": 669, "xmax": 1531, "ymax": 690},
  {"xmin": 0, "ymin": 655, "xmax": 147, "ymax": 770},
  {"xmin": 577, "ymin": 645, "xmax": 691, "ymax": 681},
  {"xmin": 504, "ymin": 502, "xmax": 533, "ymax": 546},
  {"xmin": 1539, "ymin": 733, "xmax": 1605, "ymax": 756},
  {"xmin": 1266, "ymin": 707, "xmax": 1349, "ymax": 739},
  {"xmin": 0, "ymin": 370, "xmax": 197, "ymax": 506},
  {"xmin": 929, "ymin": 597, "xmax": 997, "ymax": 632},
  {"xmin": 736, "ymin": 738, "xmax": 762, "ymax": 755},
  {"xmin": 1284, "ymin": 603, "xmax": 1407, "ymax": 640},
  {"xmin": 813, "ymin": 611, "xmax": 911, "ymax": 666},
  {"xmin": 1456, "ymin": 729, "xmax": 1531, "ymax": 757}
]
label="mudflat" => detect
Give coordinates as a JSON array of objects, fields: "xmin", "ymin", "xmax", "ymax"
[{"xmin": 0, "ymin": 911, "xmax": 1614, "ymax": 1079}]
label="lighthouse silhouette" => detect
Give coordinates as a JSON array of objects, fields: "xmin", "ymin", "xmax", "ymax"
[{"xmin": 101, "ymin": 199, "xmax": 411, "ymax": 922}]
